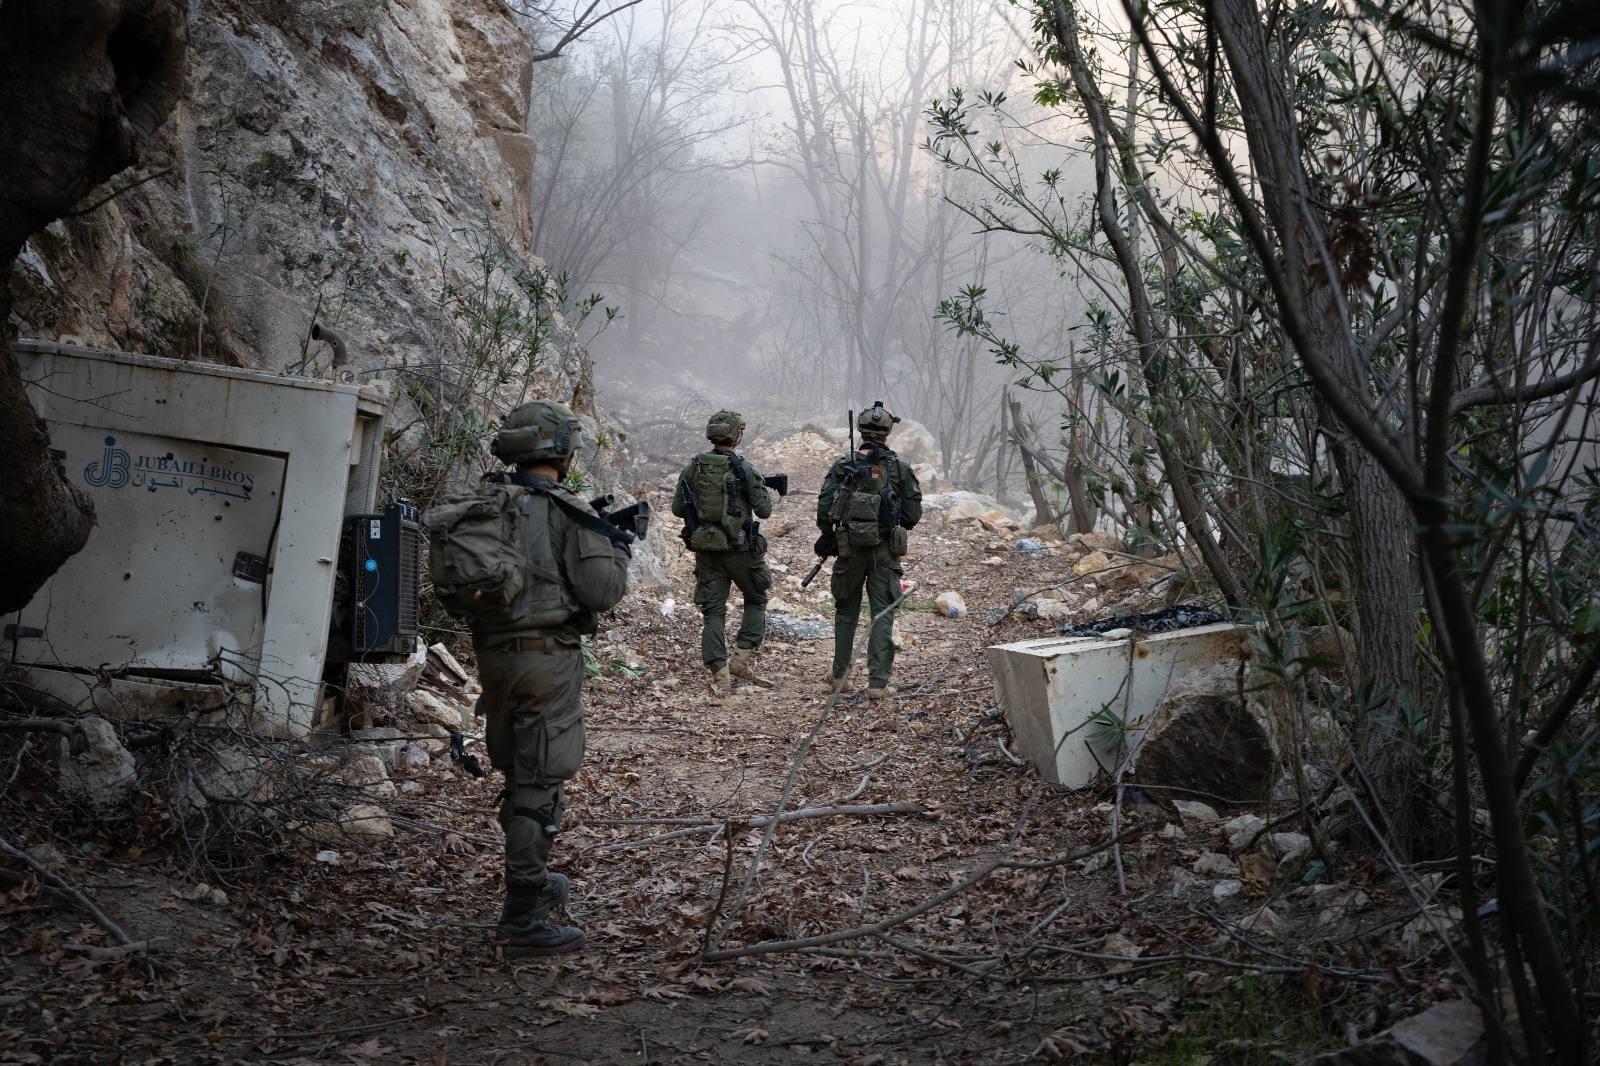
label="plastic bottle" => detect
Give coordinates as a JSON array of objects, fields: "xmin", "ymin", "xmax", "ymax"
[{"xmin": 935, "ymin": 591, "xmax": 967, "ymax": 618}]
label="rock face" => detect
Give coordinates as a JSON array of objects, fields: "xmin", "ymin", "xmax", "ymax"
[
  {"xmin": 1133, "ymin": 662, "xmax": 1276, "ymax": 804},
  {"xmin": 8, "ymin": 0, "xmax": 604, "ymax": 470}
]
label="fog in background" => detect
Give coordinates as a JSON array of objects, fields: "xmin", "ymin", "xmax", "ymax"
[{"xmin": 521, "ymin": 0, "xmax": 1097, "ymax": 476}]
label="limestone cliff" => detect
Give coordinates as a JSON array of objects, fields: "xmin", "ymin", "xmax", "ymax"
[{"xmin": 8, "ymin": 0, "xmax": 596, "ymax": 444}]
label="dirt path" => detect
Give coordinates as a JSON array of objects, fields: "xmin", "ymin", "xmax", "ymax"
[{"xmin": 0, "ymin": 431, "xmax": 1427, "ymax": 1064}]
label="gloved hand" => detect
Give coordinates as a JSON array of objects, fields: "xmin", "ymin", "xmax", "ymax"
[{"xmin": 813, "ymin": 529, "xmax": 838, "ymax": 557}]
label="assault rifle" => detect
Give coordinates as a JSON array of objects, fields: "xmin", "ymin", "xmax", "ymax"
[
  {"xmin": 490, "ymin": 473, "xmax": 648, "ymax": 547},
  {"xmin": 800, "ymin": 453, "xmax": 867, "ymax": 589},
  {"xmin": 763, "ymin": 474, "xmax": 790, "ymax": 497},
  {"xmin": 589, "ymin": 492, "xmax": 651, "ymax": 542}
]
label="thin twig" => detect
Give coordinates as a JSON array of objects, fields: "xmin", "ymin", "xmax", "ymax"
[{"xmin": 596, "ymin": 802, "xmax": 924, "ymax": 853}]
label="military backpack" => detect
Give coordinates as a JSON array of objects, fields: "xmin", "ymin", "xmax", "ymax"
[
  {"xmin": 829, "ymin": 450, "xmax": 908, "ymax": 556},
  {"xmin": 683, "ymin": 452, "xmax": 753, "ymax": 552},
  {"xmin": 423, "ymin": 483, "xmax": 576, "ymax": 631}
]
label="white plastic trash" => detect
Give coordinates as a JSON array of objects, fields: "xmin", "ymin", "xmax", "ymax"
[
  {"xmin": 935, "ymin": 591, "xmax": 967, "ymax": 618},
  {"xmin": 661, "ymin": 597, "xmax": 677, "ymax": 617}
]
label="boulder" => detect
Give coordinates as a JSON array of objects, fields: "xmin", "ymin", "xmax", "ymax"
[
  {"xmin": 1173, "ymin": 800, "xmax": 1222, "ymax": 825},
  {"xmin": 1036, "ymin": 600, "xmax": 1075, "ymax": 622},
  {"xmin": 1133, "ymin": 663, "xmax": 1276, "ymax": 805},
  {"xmin": 1075, "ymin": 531, "xmax": 1124, "ymax": 553},
  {"xmin": 405, "ymin": 689, "xmax": 469, "ymax": 731},
  {"xmin": 350, "ymin": 727, "xmax": 405, "ymax": 771},
  {"xmin": 1073, "ymin": 551, "xmax": 1112, "ymax": 577},
  {"xmin": 1192, "ymin": 852, "xmax": 1240, "ymax": 878},
  {"xmin": 56, "ymin": 717, "xmax": 135, "ymax": 805},
  {"xmin": 889, "ymin": 419, "xmax": 941, "ymax": 467},
  {"xmin": 349, "ymin": 639, "xmax": 428, "ymax": 697},
  {"xmin": 1223, "ymin": 814, "xmax": 1268, "ymax": 850},
  {"xmin": 336, "ymin": 804, "xmax": 394, "ymax": 842},
  {"xmin": 341, "ymin": 745, "xmax": 395, "ymax": 797}
]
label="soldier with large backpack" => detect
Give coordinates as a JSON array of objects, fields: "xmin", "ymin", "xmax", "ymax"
[
  {"xmin": 423, "ymin": 400, "xmax": 634, "ymax": 957},
  {"xmin": 815, "ymin": 401, "xmax": 922, "ymax": 699},
  {"xmin": 671, "ymin": 410, "xmax": 779, "ymax": 694}
]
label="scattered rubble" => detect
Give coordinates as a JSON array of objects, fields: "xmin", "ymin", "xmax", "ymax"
[
  {"xmin": 1192, "ymin": 851, "xmax": 1241, "ymax": 878},
  {"xmin": 767, "ymin": 612, "xmax": 831, "ymax": 640}
]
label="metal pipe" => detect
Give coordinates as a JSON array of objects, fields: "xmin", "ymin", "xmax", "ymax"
[{"xmin": 310, "ymin": 322, "xmax": 348, "ymax": 367}]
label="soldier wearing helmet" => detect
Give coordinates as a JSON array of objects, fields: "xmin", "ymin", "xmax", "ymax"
[
  {"xmin": 476, "ymin": 399, "xmax": 631, "ymax": 955},
  {"xmin": 670, "ymin": 410, "xmax": 776, "ymax": 694},
  {"xmin": 815, "ymin": 401, "xmax": 922, "ymax": 698}
]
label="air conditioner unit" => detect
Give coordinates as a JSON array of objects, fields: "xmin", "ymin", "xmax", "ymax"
[{"xmin": 329, "ymin": 502, "xmax": 421, "ymax": 661}]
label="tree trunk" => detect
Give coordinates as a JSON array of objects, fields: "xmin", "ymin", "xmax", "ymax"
[
  {"xmin": 1202, "ymin": 0, "xmax": 1422, "ymax": 847},
  {"xmin": 1008, "ymin": 395, "xmax": 1056, "ymax": 528},
  {"xmin": 0, "ymin": 0, "xmax": 187, "ymax": 613}
]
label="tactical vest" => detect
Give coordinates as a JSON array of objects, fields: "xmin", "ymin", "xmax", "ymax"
[
  {"xmin": 424, "ymin": 484, "xmax": 577, "ymax": 635},
  {"xmin": 829, "ymin": 451, "xmax": 906, "ymax": 555},
  {"xmin": 685, "ymin": 452, "xmax": 751, "ymax": 552}
]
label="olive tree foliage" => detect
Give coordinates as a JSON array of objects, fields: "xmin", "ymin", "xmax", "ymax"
[
  {"xmin": 930, "ymin": 0, "xmax": 1600, "ymax": 1057},
  {"xmin": 0, "ymin": 0, "xmax": 187, "ymax": 614}
]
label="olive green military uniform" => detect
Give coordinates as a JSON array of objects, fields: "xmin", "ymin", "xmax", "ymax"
[
  {"xmin": 670, "ymin": 451, "xmax": 774, "ymax": 671},
  {"xmin": 474, "ymin": 471, "xmax": 630, "ymax": 893},
  {"xmin": 817, "ymin": 445, "xmax": 922, "ymax": 687}
]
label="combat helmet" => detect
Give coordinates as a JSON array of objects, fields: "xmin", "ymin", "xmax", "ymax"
[
  {"xmin": 491, "ymin": 400, "xmax": 581, "ymax": 464},
  {"xmin": 857, "ymin": 400, "xmax": 900, "ymax": 441},
  {"xmin": 705, "ymin": 409, "xmax": 745, "ymax": 445}
]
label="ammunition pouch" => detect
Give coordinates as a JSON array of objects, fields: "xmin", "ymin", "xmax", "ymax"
[{"xmin": 888, "ymin": 526, "xmax": 909, "ymax": 557}]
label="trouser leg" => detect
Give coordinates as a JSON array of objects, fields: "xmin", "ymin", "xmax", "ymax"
[
  {"xmin": 693, "ymin": 555, "xmax": 732, "ymax": 670},
  {"xmin": 830, "ymin": 553, "xmax": 868, "ymax": 678},
  {"xmin": 728, "ymin": 552, "xmax": 771, "ymax": 651},
  {"xmin": 865, "ymin": 558, "xmax": 903, "ymax": 687},
  {"xmin": 478, "ymin": 644, "xmax": 586, "ymax": 892}
]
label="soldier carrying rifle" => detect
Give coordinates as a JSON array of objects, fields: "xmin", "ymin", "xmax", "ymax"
[
  {"xmin": 813, "ymin": 402, "xmax": 922, "ymax": 698},
  {"xmin": 671, "ymin": 410, "xmax": 788, "ymax": 695}
]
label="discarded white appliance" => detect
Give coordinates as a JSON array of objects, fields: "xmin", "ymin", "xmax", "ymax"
[
  {"xmin": 5, "ymin": 339, "xmax": 420, "ymax": 738},
  {"xmin": 986, "ymin": 624, "xmax": 1248, "ymax": 788}
]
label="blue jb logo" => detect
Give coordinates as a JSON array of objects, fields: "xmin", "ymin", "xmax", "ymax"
[{"xmin": 84, "ymin": 436, "xmax": 131, "ymax": 489}]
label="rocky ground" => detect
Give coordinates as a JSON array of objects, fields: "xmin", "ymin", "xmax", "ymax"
[{"xmin": 0, "ymin": 428, "xmax": 1476, "ymax": 1065}]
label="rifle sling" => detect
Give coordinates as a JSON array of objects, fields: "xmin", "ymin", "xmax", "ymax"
[{"xmin": 490, "ymin": 473, "xmax": 636, "ymax": 546}]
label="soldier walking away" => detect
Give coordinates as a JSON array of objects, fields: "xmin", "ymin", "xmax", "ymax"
[
  {"xmin": 815, "ymin": 402, "xmax": 922, "ymax": 699},
  {"xmin": 423, "ymin": 401, "xmax": 632, "ymax": 957},
  {"xmin": 671, "ymin": 410, "xmax": 777, "ymax": 695}
]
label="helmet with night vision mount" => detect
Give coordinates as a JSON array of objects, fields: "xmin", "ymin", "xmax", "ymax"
[
  {"xmin": 491, "ymin": 400, "xmax": 581, "ymax": 464},
  {"xmin": 856, "ymin": 401, "xmax": 900, "ymax": 441},
  {"xmin": 705, "ymin": 409, "xmax": 745, "ymax": 444}
]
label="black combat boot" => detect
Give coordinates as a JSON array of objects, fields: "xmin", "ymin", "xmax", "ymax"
[
  {"xmin": 498, "ymin": 876, "xmax": 584, "ymax": 957},
  {"xmin": 498, "ymin": 873, "xmax": 569, "ymax": 924}
]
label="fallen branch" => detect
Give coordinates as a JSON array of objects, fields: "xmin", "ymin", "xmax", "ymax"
[
  {"xmin": 1043, "ymin": 944, "xmax": 1389, "ymax": 984},
  {"xmin": 701, "ymin": 827, "xmax": 1142, "ymax": 962},
  {"xmin": 388, "ymin": 815, "xmax": 498, "ymax": 848},
  {"xmin": 64, "ymin": 938, "xmax": 174, "ymax": 960},
  {"xmin": 595, "ymin": 802, "xmax": 924, "ymax": 853},
  {"xmin": 0, "ymin": 718, "xmax": 88, "ymax": 753},
  {"xmin": 0, "ymin": 835, "xmax": 167, "ymax": 968},
  {"xmin": 836, "ymin": 775, "xmax": 871, "ymax": 803}
]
